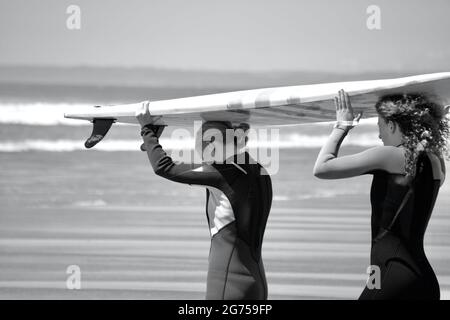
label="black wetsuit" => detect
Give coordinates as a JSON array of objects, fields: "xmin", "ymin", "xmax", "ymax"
[
  {"xmin": 141, "ymin": 127, "xmax": 273, "ymax": 300},
  {"xmin": 359, "ymin": 152, "xmax": 441, "ymax": 300}
]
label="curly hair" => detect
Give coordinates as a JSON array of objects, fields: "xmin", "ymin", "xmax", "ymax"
[{"xmin": 375, "ymin": 93, "xmax": 450, "ymax": 176}]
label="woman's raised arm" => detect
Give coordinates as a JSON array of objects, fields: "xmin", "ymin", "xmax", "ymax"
[{"xmin": 313, "ymin": 90, "xmax": 404, "ymax": 179}]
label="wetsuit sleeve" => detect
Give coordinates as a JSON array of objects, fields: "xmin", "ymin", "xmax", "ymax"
[
  {"xmin": 141, "ymin": 128, "xmax": 225, "ymax": 188},
  {"xmin": 313, "ymin": 128, "xmax": 406, "ymax": 179}
]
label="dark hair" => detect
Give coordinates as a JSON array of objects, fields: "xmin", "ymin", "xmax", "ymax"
[
  {"xmin": 200, "ymin": 121, "xmax": 250, "ymax": 145},
  {"xmin": 375, "ymin": 93, "xmax": 449, "ymax": 176}
]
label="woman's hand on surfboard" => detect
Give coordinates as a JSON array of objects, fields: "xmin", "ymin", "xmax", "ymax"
[{"xmin": 334, "ymin": 89, "xmax": 362, "ymax": 125}]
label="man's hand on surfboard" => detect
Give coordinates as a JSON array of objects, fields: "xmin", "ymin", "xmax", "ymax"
[
  {"xmin": 334, "ymin": 89, "xmax": 362, "ymax": 127},
  {"xmin": 136, "ymin": 101, "xmax": 166, "ymax": 151},
  {"xmin": 135, "ymin": 101, "xmax": 162, "ymax": 128}
]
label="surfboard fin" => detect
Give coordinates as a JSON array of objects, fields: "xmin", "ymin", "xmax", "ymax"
[{"xmin": 85, "ymin": 119, "xmax": 115, "ymax": 148}]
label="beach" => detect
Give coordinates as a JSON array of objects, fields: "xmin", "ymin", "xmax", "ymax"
[
  {"xmin": 0, "ymin": 70, "xmax": 449, "ymax": 300},
  {"xmin": 1, "ymin": 147, "xmax": 449, "ymax": 300}
]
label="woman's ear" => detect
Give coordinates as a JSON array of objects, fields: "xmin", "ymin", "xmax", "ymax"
[{"xmin": 388, "ymin": 120, "xmax": 396, "ymax": 133}]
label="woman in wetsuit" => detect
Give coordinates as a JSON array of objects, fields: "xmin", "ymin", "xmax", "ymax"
[
  {"xmin": 313, "ymin": 90, "xmax": 449, "ymax": 299},
  {"xmin": 136, "ymin": 102, "xmax": 273, "ymax": 300}
]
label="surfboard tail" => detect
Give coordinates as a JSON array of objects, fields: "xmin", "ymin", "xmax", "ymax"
[{"xmin": 84, "ymin": 118, "xmax": 115, "ymax": 148}]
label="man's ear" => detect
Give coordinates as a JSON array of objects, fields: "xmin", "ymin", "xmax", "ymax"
[{"xmin": 234, "ymin": 128, "xmax": 247, "ymax": 149}]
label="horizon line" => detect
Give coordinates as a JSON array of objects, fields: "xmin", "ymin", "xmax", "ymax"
[{"xmin": 0, "ymin": 63, "xmax": 445, "ymax": 76}]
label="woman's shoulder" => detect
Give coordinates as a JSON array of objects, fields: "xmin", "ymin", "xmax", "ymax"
[
  {"xmin": 363, "ymin": 146, "xmax": 406, "ymax": 175},
  {"xmin": 367, "ymin": 145, "xmax": 405, "ymax": 154},
  {"xmin": 365, "ymin": 145, "xmax": 406, "ymax": 159}
]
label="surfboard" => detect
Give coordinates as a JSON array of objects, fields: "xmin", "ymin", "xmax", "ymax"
[{"xmin": 64, "ymin": 72, "xmax": 450, "ymax": 148}]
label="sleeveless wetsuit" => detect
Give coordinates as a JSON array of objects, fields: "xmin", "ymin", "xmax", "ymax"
[
  {"xmin": 141, "ymin": 128, "xmax": 273, "ymax": 300},
  {"xmin": 359, "ymin": 152, "xmax": 441, "ymax": 300}
]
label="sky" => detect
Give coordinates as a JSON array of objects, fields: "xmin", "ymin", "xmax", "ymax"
[{"xmin": 1, "ymin": 0, "xmax": 450, "ymax": 72}]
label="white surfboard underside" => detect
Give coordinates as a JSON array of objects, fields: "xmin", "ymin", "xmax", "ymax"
[{"xmin": 64, "ymin": 72, "xmax": 450, "ymax": 126}]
